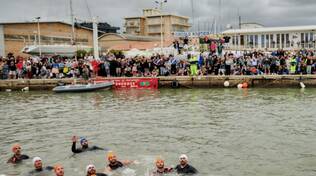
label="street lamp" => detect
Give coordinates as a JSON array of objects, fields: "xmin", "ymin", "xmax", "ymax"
[
  {"xmin": 155, "ymin": 0, "xmax": 167, "ymax": 54},
  {"xmin": 35, "ymin": 17, "xmax": 42, "ymax": 57}
]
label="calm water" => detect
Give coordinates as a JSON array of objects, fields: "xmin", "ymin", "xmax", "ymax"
[{"xmin": 0, "ymin": 88, "xmax": 315, "ymax": 176}]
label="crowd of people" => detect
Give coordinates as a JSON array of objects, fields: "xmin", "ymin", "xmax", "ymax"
[
  {"xmin": 7, "ymin": 136, "xmax": 198, "ymax": 176},
  {"xmin": 0, "ymin": 48, "xmax": 315, "ymax": 81}
]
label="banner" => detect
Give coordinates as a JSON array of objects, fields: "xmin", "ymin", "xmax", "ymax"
[
  {"xmin": 174, "ymin": 31, "xmax": 214, "ymax": 37},
  {"xmin": 94, "ymin": 78, "xmax": 158, "ymax": 89}
]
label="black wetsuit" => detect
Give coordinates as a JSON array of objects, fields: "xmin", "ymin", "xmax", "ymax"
[
  {"xmin": 108, "ymin": 161, "xmax": 123, "ymax": 170},
  {"xmin": 175, "ymin": 164, "xmax": 198, "ymax": 174},
  {"xmin": 95, "ymin": 173, "xmax": 108, "ymax": 176},
  {"xmin": 28, "ymin": 166, "xmax": 54, "ymax": 175},
  {"xmin": 87, "ymin": 173, "xmax": 107, "ymax": 176},
  {"xmin": 71, "ymin": 142, "xmax": 104, "ymax": 153},
  {"xmin": 152, "ymin": 168, "xmax": 173, "ymax": 176},
  {"xmin": 7, "ymin": 154, "xmax": 29, "ymax": 164}
]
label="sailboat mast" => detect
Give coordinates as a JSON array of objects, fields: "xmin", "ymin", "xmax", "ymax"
[
  {"xmin": 92, "ymin": 17, "xmax": 99, "ymax": 60},
  {"xmin": 218, "ymin": 0, "xmax": 222, "ymax": 33},
  {"xmin": 70, "ymin": 0, "xmax": 75, "ymax": 45},
  {"xmin": 191, "ymin": 0, "xmax": 195, "ymax": 32}
]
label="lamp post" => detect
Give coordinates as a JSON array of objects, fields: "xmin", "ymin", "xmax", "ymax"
[
  {"xmin": 155, "ymin": 0, "xmax": 167, "ymax": 54},
  {"xmin": 35, "ymin": 17, "xmax": 42, "ymax": 57}
]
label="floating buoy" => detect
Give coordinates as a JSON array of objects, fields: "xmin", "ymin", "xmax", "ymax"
[
  {"xmin": 21, "ymin": 87, "xmax": 29, "ymax": 92},
  {"xmin": 237, "ymin": 84, "xmax": 243, "ymax": 89},
  {"xmin": 224, "ymin": 81, "xmax": 230, "ymax": 87},
  {"xmin": 300, "ymin": 82, "xmax": 306, "ymax": 89}
]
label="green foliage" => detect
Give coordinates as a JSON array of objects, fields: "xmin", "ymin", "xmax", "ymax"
[{"xmin": 76, "ymin": 50, "xmax": 87, "ymax": 58}]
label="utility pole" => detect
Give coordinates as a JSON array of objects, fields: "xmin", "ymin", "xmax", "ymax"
[
  {"xmin": 36, "ymin": 17, "xmax": 42, "ymax": 57},
  {"xmin": 155, "ymin": 0, "xmax": 167, "ymax": 54}
]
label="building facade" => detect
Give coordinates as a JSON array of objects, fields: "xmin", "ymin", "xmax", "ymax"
[
  {"xmin": 222, "ymin": 25, "xmax": 316, "ymax": 51},
  {"xmin": 0, "ymin": 21, "xmax": 93, "ymax": 57},
  {"xmin": 124, "ymin": 9, "xmax": 191, "ymax": 39}
]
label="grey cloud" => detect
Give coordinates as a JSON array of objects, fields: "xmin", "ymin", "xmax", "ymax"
[{"xmin": 0, "ymin": 0, "xmax": 316, "ymax": 31}]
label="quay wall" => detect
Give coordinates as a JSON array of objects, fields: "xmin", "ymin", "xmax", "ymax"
[{"xmin": 0, "ymin": 75, "xmax": 316, "ymax": 91}]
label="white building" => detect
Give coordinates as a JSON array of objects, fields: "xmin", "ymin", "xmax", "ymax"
[{"xmin": 222, "ymin": 25, "xmax": 316, "ymax": 51}]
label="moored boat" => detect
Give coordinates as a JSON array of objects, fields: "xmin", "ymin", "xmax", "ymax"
[{"xmin": 52, "ymin": 82, "xmax": 113, "ymax": 93}]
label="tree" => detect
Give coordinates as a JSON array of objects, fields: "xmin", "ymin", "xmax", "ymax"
[{"xmin": 76, "ymin": 50, "xmax": 87, "ymax": 58}]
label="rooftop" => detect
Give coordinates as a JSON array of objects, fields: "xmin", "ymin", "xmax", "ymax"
[
  {"xmin": 0, "ymin": 20, "xmax": 96, "ymax": 32},
  {"xmin": 99, "ymin": 33, "xmax": 160, "ymax": 42},
  {"xmin": 125, "ymin": 14, "xmax": 189, "ymax": 20},
  {"xmin": 223, "ymin": 25, "xmax": 316, "ymax": 34}
]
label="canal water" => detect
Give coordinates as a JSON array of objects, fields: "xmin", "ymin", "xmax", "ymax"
[{"xmin": 0, "ymin": 89, "xmax": 315, "ymax": 176}]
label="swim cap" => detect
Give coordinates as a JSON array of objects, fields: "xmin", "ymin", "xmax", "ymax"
[
  {"xmin": 32, "ymin": 157, "xmax": 42, "ymax": 164},
  {"xmin": 54, "ymin": 164, "xmax": 63, "ymax": 172},
  {"xmin": 179, "ymin": 154, "xmax": 188, "ymax": 161},
  {"xmin": 12, "ymin": 144, "xmax": 21, "ymax": 152},
  {"xmin": 155, "ymin": 156, "xmax": 164, "ymax": 164},
  {"xmin": 107, "ymin": 151, "xmax": 115, "ymax": 160},
  {"xmin": 80, "ymin": 137, "xmax": 87, "ymax": 144},
  {"xmin": 86, "ymin": 164, "xmax": 96, "ymax": 173}
]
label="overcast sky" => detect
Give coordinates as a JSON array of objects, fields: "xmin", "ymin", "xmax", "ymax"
[{"xmin": 1, "ymin": 0, "xmax": 316, "ymax": 32}]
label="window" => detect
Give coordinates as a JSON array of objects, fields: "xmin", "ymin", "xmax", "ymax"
[
  {"xmin": 261, "ymin": 35, "xmax": 265, "ymax": 48},
  {"xmin": 270, "ymin": 34, "xmax": 274, "ymax": 48},
  {"xmin": 249, "ymin": 35, "xmax": 253, "ymax": 48},
  {"xmin": 305, "ymin": 33, "xmax": 309, "ymax": 48},
  {"xmin": 148, "ymin": 26, "xmax": 161, "ymax": 33},
  {"xmin": 281, "ymin": 34, "xmax": 285, "ymax": 49},
  {"xmin": 266, "ymin": 34, "xmax": 270, "ymax": 48},
  {"xmin": 301, "ymin": 33, "xmax": 305, "ymax": 48},
  {"xmin": 232, "ymin": 36, "xmax": 236, "ymax": 45},
  {"xmin": 286, "ymin": 34, "xmax": 290, "ymax": 48},
  {"xmin": 310, "ymin": 32, "xmax": 314, "ymax": 48},
  {"xmin": 240, "ymin": 35, "xmax": 244, "ymax": 46},
  {"xmin": 254, "ymin": 35, "xmax": 258, "ymax": 48},
  {"xmin": 276, "ymin": 34, "xmax": 280, "ymax": 48}
]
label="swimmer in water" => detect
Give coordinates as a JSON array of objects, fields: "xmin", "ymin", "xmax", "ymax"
[
  {"xmin": 28, "ymin": 157, "xmax": 54, "ymax": 175},
  {"xmin": 7, "ymin": 144, "xmax": 29, "ymax": 164},
  {"xmin": 104, "ymin": 151, "xmax": 136, "ymax": 173},
  {"xmin": 54, "ymin": 164, "xmax": 64, "ymax": 176},
  {"xmin": 71, "ymin": 136, "xmax": 105, "ymax": 154},
  {"xmin": 175, "ymin": 154, "xmax": 198, "ymax": 174},
  {"xmin": 151, "ymin": 158, "xmax": 173, "ymax": 176},
  {"xmin": 86, "ymin": 164, "xmax": 107, "ymax": 176}
]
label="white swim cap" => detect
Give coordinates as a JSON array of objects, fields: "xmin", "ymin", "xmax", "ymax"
[
  {"xmin": 86, "ymin": 164, "xmax": 96, "ymax": 173},
  {"xmin": 33, "ymin": 157, "xmax": 42, "ymax": 164},
  {"xmin": 179, "ymin": 154, "xmax": 188, "ymax": 161}
]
